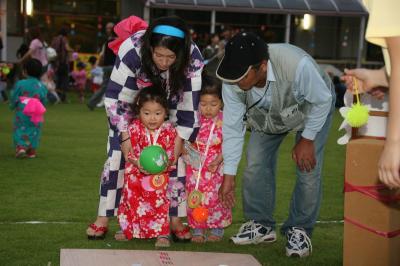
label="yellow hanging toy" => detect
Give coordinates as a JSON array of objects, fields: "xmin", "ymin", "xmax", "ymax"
[{"xmin": 346, "ymin": 78, "xmax": 369, "ymax": 127}]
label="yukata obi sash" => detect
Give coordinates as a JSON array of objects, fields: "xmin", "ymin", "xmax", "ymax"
[
  {"xmin": 19, "ymin": 96, "xmax": 46, "ymax": 125},
  {"xmin": 108, "ymin": 16, "xmax": 148, "ymax": 55}
]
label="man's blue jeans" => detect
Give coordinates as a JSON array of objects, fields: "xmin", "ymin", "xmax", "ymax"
[{"xmin": 242, "ymin": 105, "xmax": 334, "ymax": 236}]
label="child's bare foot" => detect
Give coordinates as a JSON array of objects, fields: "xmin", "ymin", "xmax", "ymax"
[
  {"xmin": 191, "ymin": 229, "xmax": 206, "ymax": 244},
  {"xmin": 155, "ymin": 235, "xmax": 170, "ymax": 248},
  {"xmin": 208, "ymin": 228, "xmax": 224, "ymax": 242},
  {"xmin": 114, "ymin": 231, "xmax": 128, "ymax": 241}
]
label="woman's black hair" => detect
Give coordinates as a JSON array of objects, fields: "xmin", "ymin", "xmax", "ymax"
[
  {"xmin": 200, "ymin": 72, "xmax": 222, "ymax": 100},
  {"xmin": 132, "ymin": 85, "xmax": 169, "ymax": 116},
  {"xmin": 140, "ymin": 16, "xmax": 191, "ymax": 98},
  {"xmin": 24, "ymin": 58, "xmax": 43, "ymax": 78}
]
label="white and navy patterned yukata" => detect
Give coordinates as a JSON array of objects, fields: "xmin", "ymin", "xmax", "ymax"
[{"xmin": 98, "ymin": 30, "xmax": 203, "ymax": 217}]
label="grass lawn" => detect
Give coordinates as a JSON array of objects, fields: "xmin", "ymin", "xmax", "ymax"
[{"xmin": 0, "ymin": 98, "xmax": 345, "ymax": 266}]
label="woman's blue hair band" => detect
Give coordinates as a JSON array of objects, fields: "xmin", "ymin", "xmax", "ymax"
[{"xmin": 153, "ymin": 25, "xmax": 185, "ymax": 39}]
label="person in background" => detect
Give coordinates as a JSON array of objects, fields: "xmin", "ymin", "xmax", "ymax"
[
  {"xmin": 41, "ymin": 62, "xmax": 60, "ymax": 104},
  {"xmin": 87, "ymin": 22, "xmax": 116, "ymax": 110},
  {"xmin": 19, "ymin": 26, "xmax": 48, "ymax": 76},
  {"xmin": 9, "ymin": 59, "xmax": 47, "ymax": 158},
  {"xmin": 332, "ymin": 75, "xmax": 346, "ymax": 108},
  {"xmin": 88, "ymin": 56, "xmax": 103, "ymax": 93},
  {"xmin": 71, "ymin": 61, "xmax": 87, "ymax": 103},
  {"xmin": 51, "ymin": 28, "xmax": 73, "ymax": 103},
  {"xmin": 202, "ymin": 33, "xmax": 223, "ymax": 77}
]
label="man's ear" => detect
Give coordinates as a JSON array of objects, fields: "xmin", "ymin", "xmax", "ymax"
[{"xmin": 260, "ymin": 60, "xmax": 268, "ymax": 72}]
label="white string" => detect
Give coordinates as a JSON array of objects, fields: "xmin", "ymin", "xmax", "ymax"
[
  {"xmin": 194, "ymin": 121, "xmax": 216, "ymax": 190},
  {"xmin": 145, "ymin": 123, "xmax": 163, "ymax": 146}
]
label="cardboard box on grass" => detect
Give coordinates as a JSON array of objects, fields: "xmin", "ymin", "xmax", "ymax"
[
  {"xmin": 343, "ymin": 138, "xmax": 400, "ymax": 266},
  {"xmin": 60, "ymin": 249, "xmax": 262, "ymax": 266}
]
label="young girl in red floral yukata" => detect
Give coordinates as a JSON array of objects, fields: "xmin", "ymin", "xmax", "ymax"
[
  {"xmin": 185, "ymin": 74, "xmax": 231, "ymax": 243},
  {"xmin": 117, "ymin": 86, "xmax": 176, "ymax": 248}
]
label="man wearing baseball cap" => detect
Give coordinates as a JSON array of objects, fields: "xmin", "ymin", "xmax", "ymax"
[{"xmin": 216, "ymin": 32, "xmax": 335, "ymax": 257}]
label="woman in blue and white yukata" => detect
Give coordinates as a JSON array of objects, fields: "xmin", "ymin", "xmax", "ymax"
[{"xmin": 86, "ymin": 15, "xmax": 203, "ymax": 241}]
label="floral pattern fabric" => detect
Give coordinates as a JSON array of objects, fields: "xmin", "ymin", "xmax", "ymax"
[
  {"xmin": 186, "ymin": 111, "xmax": 232, "ymax": 229},
  {"xmin": 118, "ymin": 119, "xmax": 176, "ymax": 239}
]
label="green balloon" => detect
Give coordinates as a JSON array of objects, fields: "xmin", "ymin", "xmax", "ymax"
[{"xmin": 139, "ymin": 145, "xmax": 168, "ymax": 174}]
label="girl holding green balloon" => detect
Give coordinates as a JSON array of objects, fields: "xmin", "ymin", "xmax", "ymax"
[{"xmin": 117, "ymin": 86, "xmax": 177, "ymax": 247}]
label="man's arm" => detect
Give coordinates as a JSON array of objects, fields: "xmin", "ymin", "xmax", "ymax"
[
  {"xmin": 219, "ymin": 83, "xmax": 247, "ymax": 208},
  {"xmin": 222, "ymin": 83, "xmax": 247, "ymax": 175},
  {"xmin": 292, "ymin": 57, "xmax": 332, "ymax": 172}
]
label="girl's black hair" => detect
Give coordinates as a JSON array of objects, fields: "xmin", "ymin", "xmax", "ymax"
[
  {"xmin": 132, "ymin": 85, "xmax": 169, "ymax": 116},
  {"xmin": 24, "ymin": 58, "xmax": 43, "ymax": 78},
  {"xmin": 140, "ymin": 16, "xmax": 191, "ymax": 98},
  {"xmin": 200, "ymin": 72, "xmax": 222, "ymax": 100}
]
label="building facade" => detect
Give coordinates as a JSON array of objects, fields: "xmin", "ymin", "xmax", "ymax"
[{"xmin": 0, "ymin": 0, "xmax": 383, "ymax": 68}]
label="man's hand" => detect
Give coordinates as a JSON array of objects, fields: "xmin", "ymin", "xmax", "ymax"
[
  {"xmin": 218, "ymin": 174, "xmax": 236, "ymax": 209},
  {"xmin": 292, "ymin": 137, "xmax": 316, "ymax": 172}
]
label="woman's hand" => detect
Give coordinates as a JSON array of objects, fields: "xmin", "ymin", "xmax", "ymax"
[
  {"xmin": 341, "ymin": 68, "xmax": 389, "ymax": 94},
  {"xmin": 378, "ymin": 140, "xmax": 400, "ymax": 188},
  {"xmin": 173, "ymin": 135, "xmax": 184, "ymax": 165},
  {"xmin": 120, "ymin": 131, "xmax": 135, "ymax": 164}
]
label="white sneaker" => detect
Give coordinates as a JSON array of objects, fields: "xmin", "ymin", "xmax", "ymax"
[
  {"xmin": 285, "ymin": 227, "xmax": 312, "ymax": 258},
  {"xmin": 231, "ymin": 220, "xmax": 276, "ymax": 245}
]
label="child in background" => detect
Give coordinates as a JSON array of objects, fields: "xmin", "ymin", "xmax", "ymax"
[
  {"xmin": 117, "ymin": 86, "xmax": 176, "ymax": 248},
  {"xmin": 185, "ymin": 74, "xmax": 231, "ymax": 243},
  {"xmin": 71, "ymin": 61, "xmax": 87, "ymax": 103},
  {"xmin": 88, "ymin": 56, "xmax": 103, "ymax": 93},
  {"xmin": 10, "ymin": 59, "xmax": 47, "ymax": 158},
  {"xmin": 41, "ymin": 62, "xmax": 60, "ymax": 104}
]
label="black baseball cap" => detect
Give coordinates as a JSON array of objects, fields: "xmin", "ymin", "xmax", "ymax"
[{"xmin": 216, "ymin": 32, "xmax": 268, "ymax": 83}]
